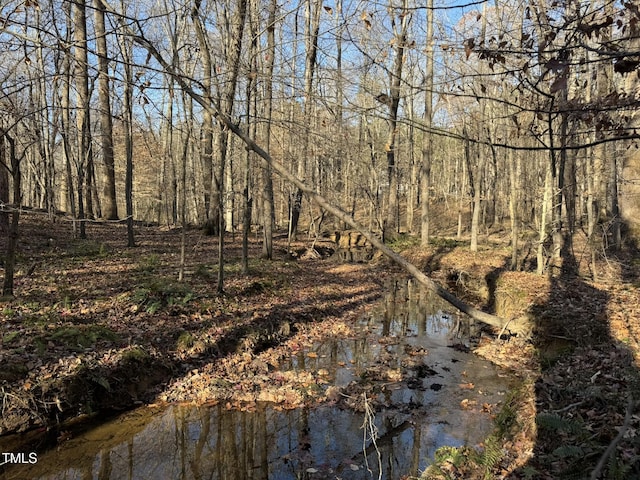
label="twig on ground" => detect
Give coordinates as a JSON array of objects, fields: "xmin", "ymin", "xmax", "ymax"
[{"xmin": 590, "ymin": 396, "xmax": 635, "ymax": 480}]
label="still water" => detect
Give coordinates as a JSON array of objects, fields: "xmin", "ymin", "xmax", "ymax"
[{"xmin": 2, "ymin": 279, "xmax": 512, "ymax": 480}]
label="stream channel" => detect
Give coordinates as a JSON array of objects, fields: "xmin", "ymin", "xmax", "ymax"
[{"xmin": 1, "ymin": 278, "xmax": 514, "ymax": 480}]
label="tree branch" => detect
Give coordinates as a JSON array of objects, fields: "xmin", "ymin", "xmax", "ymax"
[{"xmin": 121, "ymin": 22, "xmax": 508, "ymax": 330}]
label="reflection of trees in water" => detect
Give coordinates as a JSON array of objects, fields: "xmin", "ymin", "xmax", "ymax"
[
  {"xmin": 21, "ymin": 393, "xmax": 497, "ymax": 480},
  {"xmin": 379, "ymin": 278, "xmax": 461, "ymax": 339},
  {"xmin": 6, "ymin": 278, "xmax": 509, "ymax": 480}
]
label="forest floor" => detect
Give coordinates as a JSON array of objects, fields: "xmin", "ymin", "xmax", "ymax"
[{"xmin": 1, "ymin": 213, "xmax": 640, "ymax": 479}]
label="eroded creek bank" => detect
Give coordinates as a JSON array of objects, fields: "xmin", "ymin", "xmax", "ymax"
[{"xmin": 1, "ymin": 279, "xmax": 514, "ymax": 480}]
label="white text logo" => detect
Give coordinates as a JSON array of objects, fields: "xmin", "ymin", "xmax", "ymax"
[{"xmin": 0, "ymin": 452, "xmax": 38, "ymax": 466}]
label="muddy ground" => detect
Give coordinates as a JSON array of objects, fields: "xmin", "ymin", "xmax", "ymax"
[{"xmin": 1, "ymin": 214, "xmax": 640, "ymax": 479}]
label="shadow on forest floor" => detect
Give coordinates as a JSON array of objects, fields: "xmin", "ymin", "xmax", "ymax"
[
  {"xmin": 420, "ymin": 228, "xmax": 640, "ymax": 478},
  {"xmin": 506, "ymin": 236, "xmax": 640, "ymax": 478},
  {"xmin": 0, "ymin": 214, "xmax": 390, "ymax": 452},
  {"xmin": 3, "ymin": 215, "xmax": 640, "ymax": 479}
]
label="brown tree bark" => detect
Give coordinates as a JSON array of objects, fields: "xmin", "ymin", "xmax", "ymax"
[
  {"xmin": 117, "ymin": 15, "xmax": 135, "ymax": 247},
  {"xmin": 289, "ymin": 0, "xmax": 321, "ymax": 242},
  {"xmin": 384, "ymin": 0, "xmax": 410, "ymax": 240},
  {"xmin": 73, "ymin": 0, "xmax": 91, "ymax": 238},
  {"xmin": 420, "ymin": 0, "xmax": 434, "ymax": 245},
  {"xmin": 0, "ymin": 152, "xmax": 8, "ymax": 233},
  {"xmin": 216, "ymin": 0, "xmax": 248, "ymax": 293},
  {"xmin": 1, "ymin": 130, "xmax": 21, "ymax": 297},
  {"xmin": 260, "ymin": 0, "xmax": 277, "ymax": 259},
  {"xmin": 94, "ymin": 0, "xmax": 118, "ymax": 220},
  {"xmin": 191, "ymin": 0, "xmax": 216, "ymax": 231}
]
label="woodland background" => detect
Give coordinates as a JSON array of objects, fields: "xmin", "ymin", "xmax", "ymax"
[
  {"xmin": 2, "ymin": 0, "xmax": 640, "ymax": 287},
  {"xmin": 4, "ymin": 2, "xmax": 640, "ymax": 478}
]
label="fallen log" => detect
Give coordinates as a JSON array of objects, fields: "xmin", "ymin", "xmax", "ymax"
[
  {"xmin": 220, "ymin": 120, "xmax": 508, "ymax": 330},
  {"xmin": 130, "ymin": 32, "xmax": 508, "ymax": 331}
]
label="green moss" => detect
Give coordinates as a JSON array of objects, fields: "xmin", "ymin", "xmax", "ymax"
[
  {"xmin": 176, "ymin": 331, "xmax": 195, "ymax": 350},
  {"xmin": 2, "ymin": 331, "xmax": 20, "ymax": 343},
  {"xmin": 121, "ymin": 346, "xmax": 150, "ymax": 363},
  {"xmin": 49, "ymin": 325, "xmax": 119, "ymax": 351},
  {"xmin": 131, "ymin": 278, "xmax": 194, "ymax": 313}
]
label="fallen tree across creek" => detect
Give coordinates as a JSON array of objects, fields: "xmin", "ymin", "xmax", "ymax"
[{"xmin": 126, "ymin": 25, "xmax": 509, "ymax": 331}]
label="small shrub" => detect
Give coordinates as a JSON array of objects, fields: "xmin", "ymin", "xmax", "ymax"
[
  {"xmin": 137, "ymin": 254, "xmax": 161, "ymax": 274},
  {"xmin": 69, "ymin": 240, "xmax": 109, "ymax": 259},
  {"xmin": 194, "ymin": 264, "xmax": 214, "ymax": 280},
  {"xmin": 202, "ymin": 219, "xmax": 218, "ymax": 236},
  {"xmin": 430, "ymin": 237, "xmax": 464, "ymax": 249},
  {"xmin": 387, "ymin": 233, "xmax": 420, "ymax": 250}
]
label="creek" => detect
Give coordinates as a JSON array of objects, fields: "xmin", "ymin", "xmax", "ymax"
[{"xmin": 1, "ymin": 279, "xmax": 513, "ymax": 480}]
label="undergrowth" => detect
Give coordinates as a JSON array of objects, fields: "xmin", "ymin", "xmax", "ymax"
[{"xmin": 131, "ymin": 278, "xmax": 195, "ymax": 313}]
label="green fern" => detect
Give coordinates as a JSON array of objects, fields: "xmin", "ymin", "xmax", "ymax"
[
  {"xmin": 536, "ymin": 412, "xmax": 585, "ymax": 435},
  {"xmin": 434, "ymin": 445, "xmax": 466, "ymax": 467},
  {"xmin": 480, "ymin": 436, "xmax": 504, "ymax": 479},
  {"xmin": 519, "ymin": 465, "xmax": 540, "ymax": 480},
  {"xmin": 606, "ymin": 453, "xmax": 632, "ymax": 480},
  {"xmin": 551, "ymin": 444, "xmax": 584, "ymax": 459}
]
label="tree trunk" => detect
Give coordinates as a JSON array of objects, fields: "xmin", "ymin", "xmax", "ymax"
[
  {"xmin": 117, "ymin": 12, "xmax": 135, "ymax": 247},
  {"xmin": 260, "ymin": 0, "xmax": 277, "ymax": 259},
  {"xmin": 289, "ymin": 0, "xmax": 321, "ymax": 242},
  {"xmin": 242, "ymin": 2, "xmax": 258, "ymax": 274},
  {"xmin": 508, "ymin": 147, "xmax": 519, "ymax": 270},
  {"xmin": 0, "ymin": 150, "xmax": 8, "ymax": 233},
  {"xmin": 420, "ymin": 0, "xmax": 434, "ymax": 246},
  {"xmin": 73, "ymin": 0, "xmax": 91, "ymax": 238},
  {"xmin": 406, "ymin": 100, "xmax": 416, "ymax": 233},
  {"xmin": 217, "ymin": 0, "xmax": 248, "ymax": 294},
  {"xmin": 457, "ymin": 134, "xmax": 468, "ymax": 240},
  {"xmin": 33, "ymin": 7, "xmax": 55, "ymax": 218},
  {"xmin": 94, "ymin": 0, "xmax": 118, "ymax": 220},
  {"xmin": 469, "ymin": 150, "xmax": 482, "ymax": 253},
  {"xmin": 385, "ymin": 0, "xmax": 410, "ymax": 240},
  {"xmin": 537, "ymin": 160, "xmax": 552, "ymax": 275},
  {"xmin": 1, "ymin": 131, "xmax": 20, "ymax": 297},
  {"xmin": 192, "ymin": 0, "xmax": 216, "ymax": 230}
]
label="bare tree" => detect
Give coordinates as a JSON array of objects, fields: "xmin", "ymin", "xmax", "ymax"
[
  {"xmin": 1, "ymin": 129, "xmax": 23, "ymax": 296},
  {"xmin": 94, "ymin": 0, "xmax": 118, "ymax": 220},
  {"xmin": 260, "ymin": 0, "xmax": 277, "ymax": 259},
  {"xmin": 73, "ymin": 0, "xmax": 92, "ymax": 238},
  {"xmin": 383, "ymin": 0, "xmax": 411, "ymax": 240},
  {"xmin": 421, "ymin": 0, "xmax": 434, "ymax": 245},
  {"xmin": 289, "ymin": 0, "xmax": 322, "ymax": 242}
]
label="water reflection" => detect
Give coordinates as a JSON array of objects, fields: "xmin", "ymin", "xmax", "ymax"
[
  {"xmin": 2, "ymin": 279, "xmax": 511, "ymax": 480},
  {"xmin": 3, "ymin": 401, "xmax": 498, "ymax": 480}
]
